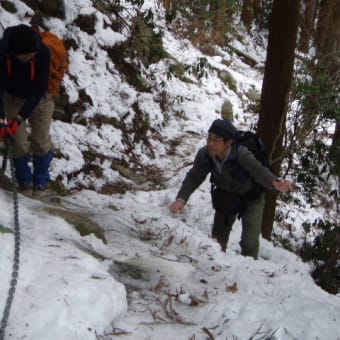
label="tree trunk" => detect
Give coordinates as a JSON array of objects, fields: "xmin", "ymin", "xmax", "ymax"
[
  {"xmin": 316, "ymin": 0, "xmax": 334, "ymax": 56},
  {"xmin": 163, "ymin": 0, "xmax": 171, "ymax": 11},
  {"xmin": 315, "ymin": 0, "xmax": 340, "ymax": 71},
  {"xmin": 257, "ymin": 0, "xmax": 300, "ymax": 240},
  {"xmin": 331, "ymin": 121, "xmax": 340, "ymax": 176},
  {"xmin": 212, "ymin": 0, "xmax": 228, "ymax": 45},
  {"xmin": 241, "ymin": 0, "xmax": 254, "ymax": 31},
  {"xmin": 299, "ymin": 0, "xmax": 318, "ymax": 53},
  {"xmin": 315, "ymin": 0, "xmax": 340, "ymax": 175},
  {"xmin": 253, "ymin": 0, "xmax": 261, "ymax": 20}
]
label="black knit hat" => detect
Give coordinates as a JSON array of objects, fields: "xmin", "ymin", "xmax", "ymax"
[
  {"xmin": 208, "ymin": 119, "xmax": 239, "ymax": 140},
  {"xmin": 8, "ymin": 24, "xmax": 37, "ymax": 54}
]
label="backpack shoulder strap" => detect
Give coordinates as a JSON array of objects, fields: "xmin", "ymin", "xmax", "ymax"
[
  {"xmin": 6, "ymin": 54, "xmax": 35, "ymax": 81},
  {"xmin": 229, "ymin": 142, "xmax": 243, "ymax": 162},
  {"xmin": 6, "ymin": 54, "xmax": 11, "ymax": 77}
]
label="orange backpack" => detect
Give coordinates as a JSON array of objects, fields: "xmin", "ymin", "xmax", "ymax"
[{"xmin": 40, "ymin": 31, "xmax": 69, "ymax": 97}]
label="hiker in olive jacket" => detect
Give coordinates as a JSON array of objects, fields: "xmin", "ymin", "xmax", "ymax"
[
  {"xmin": 170, "ymin": 119, "xmax": 292, "ymax": 259},
  {"xmin": 0, "ymin": 24, "xmax": 54, "ymax": 197}
]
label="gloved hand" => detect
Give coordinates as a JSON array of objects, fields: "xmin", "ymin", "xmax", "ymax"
[
  {"xmin": 0, "ymin": 122, "xmax": 7, "ymax": 142},
  {"xmin": 0, "ymin": 117, "xmax": 21, "ymax": 142},
  {"xmin": 6, "ymin": 117, "xmax": 21, "ymax": 138}
]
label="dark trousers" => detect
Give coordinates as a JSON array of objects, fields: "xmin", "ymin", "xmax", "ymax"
[{"xmin": 212, "ymin": 193, "xmax": 265, "ymax": 259}]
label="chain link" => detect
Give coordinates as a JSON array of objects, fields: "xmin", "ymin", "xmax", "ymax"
[{"xmin": 0, "ymin": 140, "xmax": 21, "ymax": 340}]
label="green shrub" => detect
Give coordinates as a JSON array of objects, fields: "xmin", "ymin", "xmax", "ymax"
[{"xmin": 299, "ymin": 218, "xmax": 340, "ymax": 294}]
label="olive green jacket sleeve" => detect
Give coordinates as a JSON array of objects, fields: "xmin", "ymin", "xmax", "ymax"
[
  {"xmin": 175, "ymin": 144, "xmax": 278, "ymax": 203},
  {"xmin": 237, "ymin": 146, "xmax": 277, "ymax": 190},
  {"xmin": 176, "ymin": 146, "xmax": 212, "ymax": 202}
]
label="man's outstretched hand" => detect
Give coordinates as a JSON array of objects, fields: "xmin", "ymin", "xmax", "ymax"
[
  {"xmin": 273, "ymin": 179, "xmax": 293, "ymax": 193},
  {"xmin": 169, "ymin": 199, "xmax": 186, "ymax": 214}
]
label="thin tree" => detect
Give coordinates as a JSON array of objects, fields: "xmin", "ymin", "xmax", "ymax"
[
  {"xmin": 257, "ymin": 0, "xmax": 301, "ymax": 240},
  {"xmin": 314, "ymin": 0, "xmax": 340, "ymax": 176},
  {"xmin": 299, "ymin": 0, "xmax": 318, "ymax": 53},
  {"xmin": 241, "ymin": 0, "xmax": 254, "ymax": 31},
  {"xmin": 163, "ymin": 0, "xmax": 171, "ymax": 10},
  {"xmin": 212, "ymin": 0, "xmax": 228, "ymax": 45}
]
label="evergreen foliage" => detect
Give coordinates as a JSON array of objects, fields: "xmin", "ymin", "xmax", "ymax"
[
  {"xmin": 255, "ymin": 0, "xmax": 273, "ymax": 29},
  {"xmin": 285, "ymin": 63, "xmax": 339, "ymax": 207},
  {"xmin": 299, "ymin": 219, "xmax": 340, "ymax": 294},
  {"xmin": 279, "ymin": 59, "xmax": 339, "ymax": 295}
]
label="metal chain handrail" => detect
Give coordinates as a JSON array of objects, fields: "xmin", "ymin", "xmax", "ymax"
[{"xmin": 0, "ymin": 140, "xmax": 21, "ymax": 340}]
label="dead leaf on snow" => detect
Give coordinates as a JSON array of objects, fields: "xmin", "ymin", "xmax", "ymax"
[{"xmin": 226, "ymin": 282, "xmax": 238, "ymax": 293}]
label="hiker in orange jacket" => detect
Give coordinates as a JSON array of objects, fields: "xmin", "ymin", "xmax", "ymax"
[{"xmin": 0, "ymin": 24, "xmax": 54, "ymax": 197}]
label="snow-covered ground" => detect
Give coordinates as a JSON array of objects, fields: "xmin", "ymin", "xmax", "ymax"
[{"xmin": 0, "ymin": 180, "xmax": 339, "ymax": 339}]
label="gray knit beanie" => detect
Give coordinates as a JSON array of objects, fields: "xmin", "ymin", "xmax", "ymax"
[{"xmin": 208, "ymin": 119, "xmax": 239, "ymax": 139}]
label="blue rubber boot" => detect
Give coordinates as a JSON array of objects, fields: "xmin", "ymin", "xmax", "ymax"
[
  {"xmin": 13, "ymin": 154, "xmax": 33, "ymax": 188},
  {"xmin": 32, "ymin": 151, "xmax": 53, "ymax": 190}
]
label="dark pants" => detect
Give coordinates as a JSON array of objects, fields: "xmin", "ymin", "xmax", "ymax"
[{"xmin": 212, "ymin": 193, "xmax": 265, "ymax": 259}]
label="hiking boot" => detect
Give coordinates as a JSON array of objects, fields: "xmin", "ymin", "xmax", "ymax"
[{"xmin": 18, "ymin": 182, "xmax": 33, "ymax": 196}]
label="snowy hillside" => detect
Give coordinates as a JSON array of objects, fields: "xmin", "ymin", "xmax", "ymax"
[{"xmin": 0, "ymin": 0, "xmax": 339, "ymax": 339}]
